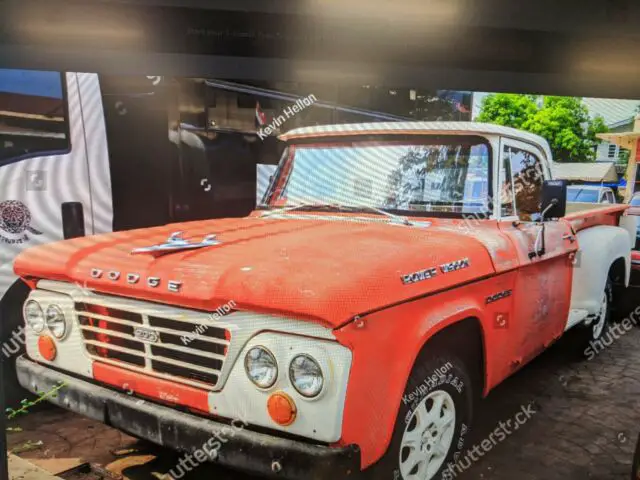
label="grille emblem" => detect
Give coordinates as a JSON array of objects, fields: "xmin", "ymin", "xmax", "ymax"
[{"xmin": 133, "ymin": 327, "xmax": 159, "ymax": 343}]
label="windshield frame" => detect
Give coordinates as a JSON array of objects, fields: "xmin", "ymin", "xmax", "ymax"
[{"xmin": 258, "ymin": 134, "xmax": 494, "ymax": 219}]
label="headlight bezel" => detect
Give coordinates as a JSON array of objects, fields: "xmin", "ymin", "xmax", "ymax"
[
  {"xmin": 45, "ymin": 304, "xmax": 67, "ymax": 339},
  {"xmin": 24, "ymin": 300, "xmax": 45, "ymax": 333},
  {"xmin": 288, "ymin": 353, "xmax": 325, "ymax": 399},
  {"xmin": 244, "ymin": 345, "xmax": 279, "ymax": 390}
]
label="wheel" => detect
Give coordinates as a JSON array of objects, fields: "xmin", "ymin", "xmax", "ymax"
[
  {"xmin": 364, "ymin": 352, "xmax": 474, "ymax": 480},
  {"xmin": 575, "ymin": 278, "xmax": 612, "ymax": 357}
]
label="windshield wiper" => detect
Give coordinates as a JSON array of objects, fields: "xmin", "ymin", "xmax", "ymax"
[
  {"xmin": 337, "ymin": 205, "xmax": 413, "ymax": 226},
  {"xmin": 259, "ymin": 202, "xmax": 341, "ymax": 217},
  {"xmin": 260, "ymin": 202, "xmax": 413, "ymax": 226}
]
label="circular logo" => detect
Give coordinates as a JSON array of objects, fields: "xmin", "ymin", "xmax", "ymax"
[{"xmin": 0, "ymin": 200, "xmax": 32, "ymax": 235}]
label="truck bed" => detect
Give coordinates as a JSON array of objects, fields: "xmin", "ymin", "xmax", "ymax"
[{"xmin": 564, "ymin": 203, "xmax": 629, "ymax": 232}]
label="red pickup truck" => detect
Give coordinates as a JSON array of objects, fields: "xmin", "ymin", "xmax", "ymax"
[{"xmin": 9, "ymin": 122, "xmax": 637, "ymax": 480}]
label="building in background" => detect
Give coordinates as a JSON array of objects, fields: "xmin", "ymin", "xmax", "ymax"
[{"xmin": 583, "ymin": 97, "xmax": 640, "ymax": 163}]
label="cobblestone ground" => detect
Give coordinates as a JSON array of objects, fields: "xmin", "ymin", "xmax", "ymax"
[
  {"xmin": 460, "ymin": 321, "xmax": 640, "ymax": 480},
  {"xmin": 9, "ymin": 308, "xmax": 640, "ymax": 480}
]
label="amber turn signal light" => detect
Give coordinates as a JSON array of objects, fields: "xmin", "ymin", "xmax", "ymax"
[
  {"xmin": 38, "ymin": 335, "xmax": 57, "ymax": 361},
  {"xmin": 267, "ymin": 392, "xmax": 297, "ymax": 426}
]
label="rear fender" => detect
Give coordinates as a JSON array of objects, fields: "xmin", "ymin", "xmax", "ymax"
[{"xmin": 573, "ymin": 226, "xmax": 631, "ymax": 315}]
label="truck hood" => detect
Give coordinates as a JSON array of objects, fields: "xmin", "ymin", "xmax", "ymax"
[{"xmin": 14, "ymin": 215, "xmax": 497, "ymax": 328}]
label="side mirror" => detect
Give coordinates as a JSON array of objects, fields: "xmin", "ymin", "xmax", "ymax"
[{"xmin": 541, "ymin": 180, "xmax": 567, "ymax": 220}]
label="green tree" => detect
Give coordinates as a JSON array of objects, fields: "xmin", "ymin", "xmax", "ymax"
[
  {"xmin": 477, "ymin": 94, "xmax": 608, "ymax": 163},
  {"xmin": 476, "ymin": 94, "xmax": 538, "ymax": 129}
]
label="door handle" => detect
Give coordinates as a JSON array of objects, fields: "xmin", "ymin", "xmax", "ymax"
[{"xmin": 562, "ymin": 233, "xmax": 576, "ymax": 243}]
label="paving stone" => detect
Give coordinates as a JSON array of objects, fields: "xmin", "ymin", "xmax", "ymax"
[{"xmin": 461, "ymin": 324, "xmax": 640, "ymax": 479}]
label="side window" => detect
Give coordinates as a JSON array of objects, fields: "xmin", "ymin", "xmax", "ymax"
[
  {"xmin": 0, "ymin": 69, "xmax": 70, "ymax": 165},
  {"xmin": 606, "ymin": 191, "xmax": 615, "ymax": 204},
  {"xmin": 500, "ymin": 151, "xmax": 515, "ymax": 217},
  {"xmin": 501, "ymin": 145, "xmax": 544, "ymax": 221}
]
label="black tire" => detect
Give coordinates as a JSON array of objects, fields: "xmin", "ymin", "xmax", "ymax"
[
  {"xmin": 0, "ymin": 280, "xmax": 32, "ymax": 409},
  {"xmin": 574, "ymin": 278, "xmax": 613, "ymax": 358},
  {"xmin": 364, "ymin": 352, "xmax": 474, "ymax": 480}
]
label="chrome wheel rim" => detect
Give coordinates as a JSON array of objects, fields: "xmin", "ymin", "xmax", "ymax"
[{"xmin": 399, "ymin": 389, "xmax": 456, "ymax": 480}]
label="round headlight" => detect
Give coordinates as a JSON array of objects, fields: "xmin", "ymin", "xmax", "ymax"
[
  {"xmin": 24, "ymin": 300, "xmax": 45, "ymax": 333},
  {"xmin": 245, "ymin": 346, "xmax": 278, "ymax": 389},
  {"xmin": 289, "ymin": 354, "xmax": 324, "ymax": 398},
  {"xmin": 45, "ymin": 304, "xmax": 66, "ymax": 339}
]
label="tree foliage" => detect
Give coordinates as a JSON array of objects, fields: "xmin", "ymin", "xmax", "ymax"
[{"xmin": 477, "ymin": 94, "xmax": 608, "ymax": 163}]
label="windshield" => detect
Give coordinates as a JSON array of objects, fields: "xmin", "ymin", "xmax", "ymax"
[
  {"xmin": 261, "ymin": 137, "xmax": 491, "ymax": 215},
  {"xmin": 567, "ymin": 188, "xmax": 599, "ymax": 203},
  {"xmin": 631, "ymin": 196, "xmax": 640, "ymax": 206}
]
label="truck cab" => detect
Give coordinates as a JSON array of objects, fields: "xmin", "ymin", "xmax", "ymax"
[{"xmin": 11, "ymin": 122, "xmax": 635, "ymax": 480}]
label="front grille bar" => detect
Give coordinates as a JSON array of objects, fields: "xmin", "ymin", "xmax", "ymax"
[
  {"xmin": 76, "ymin": 301, "xmax": 231, "ymax": 390},
  {"xmin": 78, "ymin": 311, "xmax": 230, "ymax": 347}
]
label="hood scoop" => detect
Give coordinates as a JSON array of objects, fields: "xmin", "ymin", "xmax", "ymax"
[{"xmin": 130, "ymin": 231, "xmax": 221, "ymax": 258}]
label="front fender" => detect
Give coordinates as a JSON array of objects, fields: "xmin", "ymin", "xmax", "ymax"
[
  {"xmin": 333, "ymin": 273, "xmax": 516, "ymax": 470},
  {"xmin": 573, "ymin": 225, "xmax": 631, "ymax": 315}
]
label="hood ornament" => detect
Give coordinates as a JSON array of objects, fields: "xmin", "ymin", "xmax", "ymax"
[{"xmin": 130, "ymin": 231, "xmax": 221, "ymax": 257}]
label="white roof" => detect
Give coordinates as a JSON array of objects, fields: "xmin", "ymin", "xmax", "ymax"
[
  {"xmin": 550, "ymin": 161, "xmax": 619, "ymax": 183},
  {"xmin": 279, "ymin": 121, "xmax": 553, "ymax": 160},
  {"xmin": 583, "ymin": 98, "xmax": 640, "ymax": 128}
]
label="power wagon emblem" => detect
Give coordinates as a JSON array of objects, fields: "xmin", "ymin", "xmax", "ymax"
[
  {"xmin": 401, "ymin": 258, "xmax": 470, "ymax": 285},
  {"xmin": 439, "ymin": 258, "xmax": 470, "ymax": 273},
  {"xmin": 401, "ymin": 267, "xmax": 437, "ymax": 285}
]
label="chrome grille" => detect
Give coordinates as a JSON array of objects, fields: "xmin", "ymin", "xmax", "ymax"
[{"xmin": 76, "ymin": 301, "xmax": 231, "ymax": 390}]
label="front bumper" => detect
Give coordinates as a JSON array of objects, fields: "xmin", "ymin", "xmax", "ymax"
[{"xmin": 16, "ymin": 356, "xmax": 361, "ymax": 479}]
